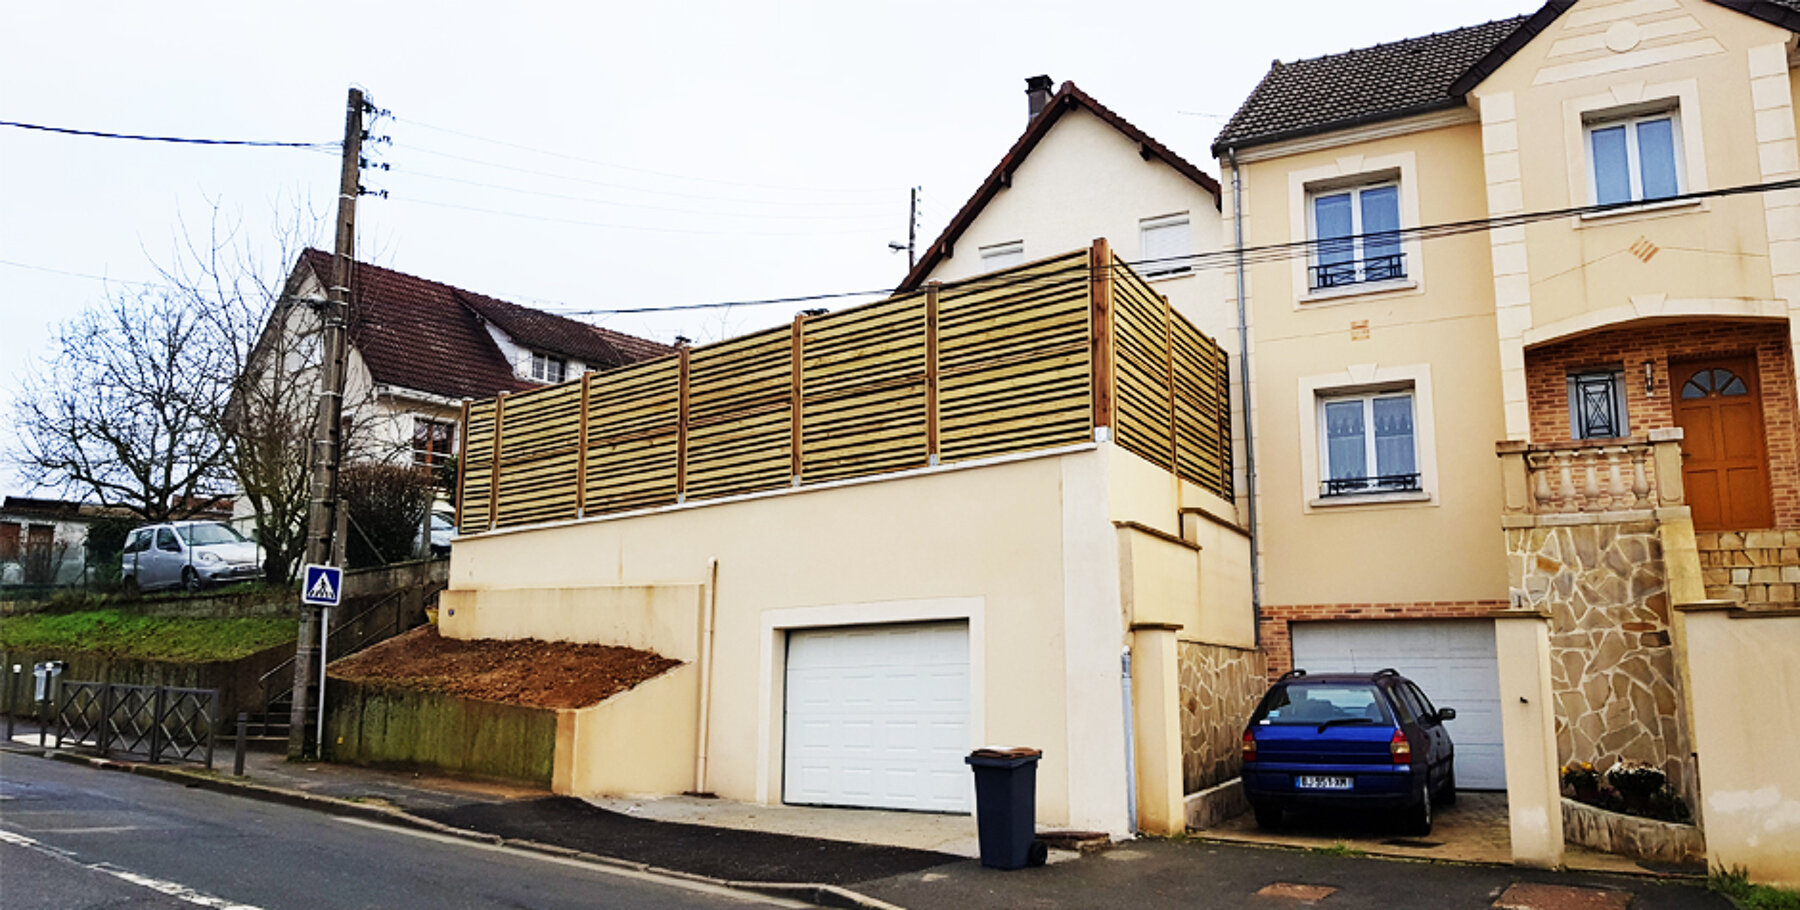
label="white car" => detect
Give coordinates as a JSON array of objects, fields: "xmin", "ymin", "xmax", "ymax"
[{"xmin": 121, "ymin": 521, "xmax": 263, "ymax": 594}]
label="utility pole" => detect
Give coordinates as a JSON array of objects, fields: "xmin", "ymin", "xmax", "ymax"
[
  {"xmin": 888, "ymin": 186, "xmax": 920, "ymax": 270},
  {"xmin": 289, "ymin": 87, "xmax": 365, "ymax": 760}
]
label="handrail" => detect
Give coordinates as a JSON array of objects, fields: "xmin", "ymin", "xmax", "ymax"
[{"xmin": 254, "ymin": 583, "xmax": 440, "ymax": 721}]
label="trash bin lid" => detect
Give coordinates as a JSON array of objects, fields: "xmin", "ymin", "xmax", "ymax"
[{"xmin": 969, "ymin": 746, "xmax": 1042, "ymax": 760}]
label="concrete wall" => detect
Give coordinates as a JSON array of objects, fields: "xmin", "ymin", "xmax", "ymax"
[
  {"xmin": 2, "ymin": 641, "xmax": 298, "ymax": 730},
  {"xmin": 1678, "ymin": 604, "xmax": 1800, "ymax": 888},
  {"xmin": 325, "ymin": 677, "xmax": 556, "ymax": 786},
  {"xmin": 446, "ymin": 444, "xmax": 1130, "ymax": 832},
  {"xmin": 554, "ymin": 664, "xmax": 698, "ymax": 798}
]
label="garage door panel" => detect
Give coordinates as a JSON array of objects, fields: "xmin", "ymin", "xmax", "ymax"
[
  {"xmin": 1292, "ymin": 620, "xmax": 1505, "ymax": 791},
  {"xmin": 785, "ymin": 621, "xmax": 972, "ymax": 812}
]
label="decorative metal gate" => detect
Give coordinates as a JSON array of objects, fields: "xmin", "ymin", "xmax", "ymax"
[{"xmin": 54, "ymin": 681, "xmax": 217, "ymax": 768}]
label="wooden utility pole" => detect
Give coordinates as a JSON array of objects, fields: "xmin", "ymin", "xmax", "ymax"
[{"xmin": 289, "ymin": 87, "xmax": 364, "ymax": 760}]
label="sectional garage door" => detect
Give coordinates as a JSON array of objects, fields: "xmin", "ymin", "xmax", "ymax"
[
  {"xmin": 1291, "ymin": 620, "xmax": 1505, "ymax": 790},
  {"xmin": 783, "ymin": 621, "xmax": 971, "ymax": 812}
]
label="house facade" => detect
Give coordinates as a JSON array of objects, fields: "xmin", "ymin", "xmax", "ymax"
[
  {"xmin": 1215, "ymin": 0, "xmax": 1800, "ymax": 882},
  {"xmin": 0, "ymin": 497, "xmax": 93, "ymax": 586}
]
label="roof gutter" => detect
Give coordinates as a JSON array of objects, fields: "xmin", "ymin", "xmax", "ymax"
[{"xmin": 1227, "ymin": 146, "xmax": 1262, "ymax": 648}]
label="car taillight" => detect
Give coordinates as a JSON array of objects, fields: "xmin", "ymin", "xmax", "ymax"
[
  {"xmin": 1242, "ymin": 729, "xmax": 1257, "ymax": 763},
  {"xmin": 1390, "ymin": 729, "xmax": 1411, "ymax": 765}
]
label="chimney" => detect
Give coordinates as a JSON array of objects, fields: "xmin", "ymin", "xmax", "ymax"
[{"xmin": 1025, "ymin": 75, "xmax": 1054, "ymax": 121}]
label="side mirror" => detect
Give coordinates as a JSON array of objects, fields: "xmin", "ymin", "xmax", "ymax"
[{"xmin": 1438, "ymin": 707, "xmax": 1456, "ymax": 721}]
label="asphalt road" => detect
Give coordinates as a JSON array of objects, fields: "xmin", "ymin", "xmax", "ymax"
[{"xmin": 0, "ymin": 752, "xmax": 802, "ymax": 910}]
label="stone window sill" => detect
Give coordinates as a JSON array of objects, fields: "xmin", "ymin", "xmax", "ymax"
[
  {"xmin": 1307, "ymin": 490, "xmax": 1433, "ymax": 508},
  {"xmin": 1302, "ymin": 279, "xmax": 1419, "ymax": 305}
]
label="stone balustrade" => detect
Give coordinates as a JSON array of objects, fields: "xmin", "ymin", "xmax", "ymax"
[{"xmin": 1497, "ymin": 429, "xmax": 1685, "ymax": 527}]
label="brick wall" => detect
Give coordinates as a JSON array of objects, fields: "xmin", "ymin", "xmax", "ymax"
[
  {"xmin": 1525, "ymin": 321, "xmax": 1800, "ymax": 528},
  {"xmin": 1258, "ymin": 601, "xmax": 1508, "ymax": 681}
]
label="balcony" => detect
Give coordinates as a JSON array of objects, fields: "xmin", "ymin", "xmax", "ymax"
[
  {"xmin": 1495, "ymin": 429, "xmax": 1685, "ymax": 527},
  {"xmin": 1309, "ymin": 252, "xmax": 1406, "ymax": 291}
]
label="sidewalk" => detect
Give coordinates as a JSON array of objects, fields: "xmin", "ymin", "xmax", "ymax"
[{"xmin": 1, "ymin": 727, "xmax": 1731, "ymax": 910}]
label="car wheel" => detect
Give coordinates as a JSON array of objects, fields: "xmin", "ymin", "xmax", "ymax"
[
  {"xmin": 181, "ymin": 568, "xmax": 204, "ymax": 593},
  {"xmin": 1402, "ymin": 781, "xmax": 1433, "ymax": 836},
  {"xmin": 1252, "ymin": 802, "xmax": 1282, "ymax": 830},
  {"xmin": 1436, "ymin": 767, "xmax": 1457, "ymax": 806},
  {"xmin": 122, "ymin": 576, "xmax": 140, "ymax": 598}
]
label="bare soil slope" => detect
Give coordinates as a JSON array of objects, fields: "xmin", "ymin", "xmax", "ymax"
[{"xmin": 329, "ymin": 625, "xmax": 678, "ymax": 709}]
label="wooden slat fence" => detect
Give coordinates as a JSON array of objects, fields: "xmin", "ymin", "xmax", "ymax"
[{"xmin": 459, "ymin": 241, "xmax": 1232, "ymax": 534}]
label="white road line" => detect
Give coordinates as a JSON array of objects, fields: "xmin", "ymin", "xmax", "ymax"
[
  {"xmin": 0, "ymin": 828, "xmax": 264, "ymax": 910},
  {"xmin": 330, "ymin": 816, "xmax": 811, "ymax": 907}
]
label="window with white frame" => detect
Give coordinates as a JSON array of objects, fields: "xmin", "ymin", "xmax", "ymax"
[
  {"xmin": 1318, "ymin": 389, "xmax": 1420, "ymax": 497},
  {"xmin": 530, "ymin": 351, "xmax": 567, "ymax": 383},
  {"xmin": 979, "ymin": 240, "xmax": 1024, "ymax": 270},
  {"xmin": 1567, "ymin": 369, "xmax": 1629, "ymax": 440},
  {"xmin": 1588, "ymin": 109, "xmax": 1681, "ymax": 205},
  {"xmin": 1139, "ymin": 213, "xmax": 1192, "ymax": 279},
  {"xmin": 1309, "ymin": 181, "xmax": 1404, "ymax": 291}
]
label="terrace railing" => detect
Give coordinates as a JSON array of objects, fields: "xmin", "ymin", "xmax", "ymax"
[{"xmin": 458, "ymin": 241, "xmax": 1235, "ymax": 534}]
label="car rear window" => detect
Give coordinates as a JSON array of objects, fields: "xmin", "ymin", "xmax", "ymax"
[{"xmin": 1254, "ymin": 684, "xmax": 1391, "ymax": 725}]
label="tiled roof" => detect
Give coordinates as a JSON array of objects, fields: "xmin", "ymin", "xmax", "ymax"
[
  {"xmin": 898, "ymin": 80, "xmax": 1220, "ymax": 292},
  {"xmin": 1213, "ymin": 16, "xmax": 1528, "ymax": 156},
  {"xmin": 295, "ymin": 250, "xmax": 670, "ymax": 402},
  {"xmin": 1215, "ymin": 0, "xmax": 1800, "ymax": 156}
]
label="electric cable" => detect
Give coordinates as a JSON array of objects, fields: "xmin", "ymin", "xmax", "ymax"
[{"xmin": 0, "ymin": 120, "xmax": 335, "ymax": 150}]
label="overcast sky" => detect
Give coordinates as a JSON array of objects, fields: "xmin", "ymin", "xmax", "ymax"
[{"xmin": 0, "ymin": 0, "xmax": 1533, "ymax": 497}]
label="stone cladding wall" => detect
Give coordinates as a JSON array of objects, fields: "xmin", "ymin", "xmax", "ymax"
[
  {"xmin": 1177, "ymin": 642, "xmax": 1266, "ymax": 795},
  {"xmin": 1509, "ymin": 520, "xmax": 1694, "ymax": 804},
  {"xmin": 1698, "ymin": 529, "xmax": 1800, "ymax": 607}
]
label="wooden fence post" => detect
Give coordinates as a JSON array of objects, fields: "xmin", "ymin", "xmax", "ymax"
[
  {"xmin": 925, "ymin": 283, "xmax": 940, "ymax": 466},
  {"xmin": 677, "ymin": 345, "xmax": 690, "ymax": 503},
  {"xmin": 1089, "ymin": 238, "xmax": 1115, "ymax": 438},
  {"xmin": 791, "ymin": 315, "xmax": 806, "ymax": 484},
  {"xmin": 454, "ymin": 398, "xmax": 471, "ymax": 530},
  {"xmin": 576, "ymin": 373, "xmax": 592, "ymax": 518},
  {"xmin": 487, "ymin": 393, "xmax": 506, "ymax": 532}
]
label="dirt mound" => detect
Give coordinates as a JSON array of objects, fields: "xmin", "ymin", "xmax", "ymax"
[{"xmin": 328, "ymin": 625, "xmax": 679, "ymax": 709}]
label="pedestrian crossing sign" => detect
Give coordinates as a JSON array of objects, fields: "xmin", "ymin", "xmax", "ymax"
[{"xmin": 302, "ymin": 564, "xmax": 343, "ymax": 607}]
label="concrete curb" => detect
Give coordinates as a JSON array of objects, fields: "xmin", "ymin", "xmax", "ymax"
[
  {"xmin": 6, "ymin": 744, "xmax": 903, "ymax": 910},
  {"xmin": 1187, "ymin": 831, "xmax": 1706, "ymax": 882}
]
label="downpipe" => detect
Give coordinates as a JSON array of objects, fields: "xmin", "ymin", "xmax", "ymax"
[
  {"xmin": 1121, "ymin": 647, "xmax": 1137, "ymax": 834},
  {"xmin": 1228, "ymin": 147, "xmax": 1263, "ymax": 646},
  {"xmin": 692, "ymin": 557, "xmax": 720, "ymax": 795}
]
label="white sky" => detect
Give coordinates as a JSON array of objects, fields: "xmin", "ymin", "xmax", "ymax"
[{"xmin": 0, "ymin": 0, "xmax": 1534, "ymax": 497}]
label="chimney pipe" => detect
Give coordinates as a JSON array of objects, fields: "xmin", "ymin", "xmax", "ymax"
[{"xmin": 1026, "ymin": 75, "xmax": 1054, "ymax": 121}]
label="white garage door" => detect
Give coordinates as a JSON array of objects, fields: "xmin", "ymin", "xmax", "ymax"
[
  {"xmin": 784, "ymin": 621, "xmax": 971, "ymax": 812},
  {"xmin": 1291, "ymin": 620, "xmax": 1505, "ymax": 790}
]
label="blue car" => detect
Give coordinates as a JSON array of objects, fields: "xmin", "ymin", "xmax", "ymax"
[{"xmin": 1241, "ymin": 668, "xmax": 1457, "ymax": 835}]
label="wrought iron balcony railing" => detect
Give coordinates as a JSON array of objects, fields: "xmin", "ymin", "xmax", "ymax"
[
  {"xmin": 1310, "ymin": 252, "xmax": 1406, "ymax": 290},
  {"xmin": 1320, "ymin": 472, "xmax": 1422, "ymax": 498}
]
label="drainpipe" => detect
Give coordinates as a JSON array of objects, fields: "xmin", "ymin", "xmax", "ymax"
[
  {"xmin": 693, "ymin": 557, "xmax": 720, "ymax": 795},
  {"xmin": 1228, "ymin": 147, "xmax": 1263, "ymax": 647},
  {"xmin": 1121, "ymin": 647, "xmax": 1138, "ymax": 834}
]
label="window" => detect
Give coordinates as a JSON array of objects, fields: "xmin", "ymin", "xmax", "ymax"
[
  {"xmin": 1139, "ymin": 214, "xmax": 1192, "ymax": 279},
  {"xmin": 1310, "ymin": 182, "xmax": 1404, "ymax": 290},
  {"xmin": 155, "ymin": 528, "xmax": 181, "ymax": 552},
  {"xmin": 412, "ymin": 417, "xmax": 457, "ymax": 467},
  {"xmin": 1589, "ymin": 111, "xmax": 1680, "ymax": 205},
  {"xmin": 530, "ymin": 351, "xmax": 567, "ymax": 384},
  {"xmin": 1319, "ymin": 390, "xmax": 1419, "ymax": 497},
  {"xmin": 979, "ymin": 240, "xmax": 1024, "ymax": 270},
  {"xmin": 1568, "ymin": 370, "xmax": 1629, "ymax": 439}
]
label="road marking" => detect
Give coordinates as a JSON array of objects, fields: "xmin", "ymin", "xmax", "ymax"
[
  {"xmin": 331, "ymin": 816, "xmax": 812, "ymax": 907},
  {"xmin": 0, "ymin": 828, "xmax": 264, "ymax": 910},
  {"xmin": 29, "ymin": 826, "xmax": 144, "ymax": 834}
]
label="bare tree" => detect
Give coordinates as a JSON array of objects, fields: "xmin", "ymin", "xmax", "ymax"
[{"xmin": 11, "ymin": 285, "xmax": 232, "ymax": 522}]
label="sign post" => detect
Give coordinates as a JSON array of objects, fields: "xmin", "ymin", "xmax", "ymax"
[{"xmin": 301, "ymin": 564, "xmax": 343, "ymax": 755}]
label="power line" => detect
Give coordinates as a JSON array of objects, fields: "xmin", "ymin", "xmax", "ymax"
[
  {"xmin": 391, "ymin": 141, "xmax": 893, "ymax": 208},
  {"xmin": 0, "ymin": 120, "xmax": 335, "ymax": 150},
  {"xmin": 393, "ymin": 168, "xmax": 895, "ymax": 222},
  {"xmin": 394, "ymin": 115, "xmax": 894, "ymax": 194},
  {"xmin": 386, "ymin": 195, "xmax": 893, "ymax": 238}
]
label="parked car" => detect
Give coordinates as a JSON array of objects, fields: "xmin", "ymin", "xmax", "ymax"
[
  {"xmin": 1240, "ymin": 668, "xmax": 1457, "ymax": 835},
  {"xmin": 428, "ymin": 509, "xmax": 455, "ymax": 557},
  {"xmin": 120, "ymin": 521, "xmax": 263, "ymax": 594}
]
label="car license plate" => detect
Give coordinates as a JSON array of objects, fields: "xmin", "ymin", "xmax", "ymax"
[{"xmin": 1296, "ymin": 775, "xmax": 1353, "ymax": 790}]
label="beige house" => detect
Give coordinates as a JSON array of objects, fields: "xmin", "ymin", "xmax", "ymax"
[
  {"xmin": 438, "ymin": 250, "xmax": 1257, "ymax": 838},
  {"xmin": 1215, "ymin": 0, "xmax": 1800, "ymax": 882}
]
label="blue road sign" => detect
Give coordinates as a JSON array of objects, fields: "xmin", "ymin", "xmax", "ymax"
[{"xmin": 301, "ymin": 564, "xmax": 343, "ymax": 607}]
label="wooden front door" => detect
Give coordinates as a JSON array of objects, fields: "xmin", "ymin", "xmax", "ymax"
[{"xmin": 1673, "ymin": 357, "xmax": 1773, "ymax": 530}]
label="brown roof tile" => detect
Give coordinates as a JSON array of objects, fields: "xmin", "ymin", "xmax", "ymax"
[{"xmin": 296, "ymin": 250, "xmax": 669, "ymax": 402}]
